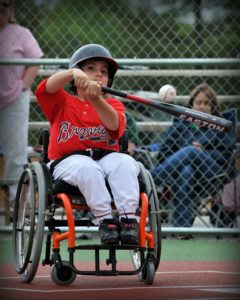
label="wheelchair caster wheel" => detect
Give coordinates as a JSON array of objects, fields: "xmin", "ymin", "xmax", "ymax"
[
  {"xmin": 51, "ymin": 261, "xmax": 76, "ymax": 285},
  {"xmin": 141, "ymin": 260, "xmax": 155, "ymax": 285}
]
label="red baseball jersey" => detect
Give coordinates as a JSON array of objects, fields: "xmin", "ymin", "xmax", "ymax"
[{"xmin": 35, "ymin": 78, "xmax": 126, "ymax": 160}]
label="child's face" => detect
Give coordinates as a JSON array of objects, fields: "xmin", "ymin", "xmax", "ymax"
[
  {"xmin": 192, "ymin": 91, "xmax": 212, "ymax": 114},
  {"xmin": 81, "ymin": 59, "xmax": 109, "ymax": 87}
]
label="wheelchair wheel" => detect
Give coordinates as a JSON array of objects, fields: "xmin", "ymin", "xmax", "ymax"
[
  {"xmin": 147, "ymin": 168, "xmax": 162, "ymax": 269},
  {"xmin": 51, "ymin": 261, "xmax": 76, "ymax": 286},
  {"xmin": 13, "ymin": 162, "xmax": 46, "ymax": 283},
  {"xmin": 131, "ymin": 162, "xmax": 161, "ymax": 282},
  {"xmin": 13, "ymin": 168, "xmax": 35, "ymax": 274},
  {"xmin": 141, "ymin": 260, "xmax": 155, "ymax": 285}
]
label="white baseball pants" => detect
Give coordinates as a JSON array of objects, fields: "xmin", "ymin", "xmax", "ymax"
[{"xmin": 52, "ymin": 152, "xmax": 140, "ymax": 224}]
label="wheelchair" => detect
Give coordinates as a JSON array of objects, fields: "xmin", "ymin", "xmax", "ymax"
[{"xmin": 12, "ymin": 128, "xmax": 162, "ymax": 286}]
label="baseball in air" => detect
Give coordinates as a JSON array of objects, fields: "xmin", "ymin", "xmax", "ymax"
[{"xmin": 158, "ymin": 84, "xmax": 177, "ymax": 102}]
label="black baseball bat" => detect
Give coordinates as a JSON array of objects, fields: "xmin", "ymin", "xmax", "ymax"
[{"xmin": 102, "ymin": 86, "xmax": 232, "ymax": 133}]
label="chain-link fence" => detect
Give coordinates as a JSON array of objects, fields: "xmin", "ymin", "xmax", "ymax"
[
  {"xmin": 14, "ymin": 0, "xmax": 240, "ymax": 59},
  {"xmin": 1, "ymin": 0, "xmax": 240, "ymax": 228},
  {"xmin": 14, "ymin": 0, "xmax": 239, "ymax": 141}
]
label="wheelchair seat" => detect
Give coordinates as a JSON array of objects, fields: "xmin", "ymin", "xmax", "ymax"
[{"xmin": 53, "ymin": 179, "xmax": 83, "ymax": 197}]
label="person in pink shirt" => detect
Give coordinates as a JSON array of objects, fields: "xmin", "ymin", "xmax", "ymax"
[{"xmin": 0, "ymin": 0, "xmax": 43, "ymax": 205}]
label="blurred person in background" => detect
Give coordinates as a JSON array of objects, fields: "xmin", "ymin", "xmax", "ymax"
[
  {"xmin": 0, "ymin": 0, "xmax": 43, "ymax": 205},
  {"xmin": 125, "ymin": 111, "xmax": 140, "ymax": 156},
  {"xmin": 150, "ymin": 83, "xmax": 235, "ymax": 227},
  {"xmin": 211, "ymin": 173, "xmax": 240, "ymax": 227}
]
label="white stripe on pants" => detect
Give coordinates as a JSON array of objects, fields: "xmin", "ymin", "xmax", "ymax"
[{"xmin": 52, "ymin": 152, "xmax": 140, "ymax": 224}]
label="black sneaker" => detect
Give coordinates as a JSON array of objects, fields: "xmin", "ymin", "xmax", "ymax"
[
  {"xmin": 99, "ymin": 219, "xmax": 119, "ymax": 245},
  {"xmin": 119, "ymin": 218, "xmax": 139, "ymax": 245}
]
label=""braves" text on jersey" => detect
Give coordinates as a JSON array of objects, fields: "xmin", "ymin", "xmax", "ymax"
[{"xmin": 57, "ymin": 121, "xmax": 109, "ymax": 143}]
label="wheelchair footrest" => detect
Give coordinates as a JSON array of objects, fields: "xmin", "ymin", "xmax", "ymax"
[
  {"xmin": 69, "ymin": 244, "xmax": 144, "ymax": 276},
  {"xmin": 75, "ymin": 244, "xmax": 139, "ymax": 250}
]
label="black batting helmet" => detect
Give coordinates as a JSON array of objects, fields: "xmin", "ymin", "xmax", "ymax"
[{"xmin": 69, "ymin": 44, "xmax": 118, "ymax": 87}]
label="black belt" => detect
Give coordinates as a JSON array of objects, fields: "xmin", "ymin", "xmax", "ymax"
[{"xmin": 49, "ymin": 149, "xmax": 115, "ymax": 174}]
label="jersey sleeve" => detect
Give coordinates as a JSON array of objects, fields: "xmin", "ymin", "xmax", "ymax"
[{"xmin": 35, "ymin": 78, "xmax": 67, "ymax": 124}]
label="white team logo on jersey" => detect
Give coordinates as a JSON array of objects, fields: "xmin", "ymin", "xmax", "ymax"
[{"xmin": 57, "ymin": 121, "xmax": 116, "ymax": 145}]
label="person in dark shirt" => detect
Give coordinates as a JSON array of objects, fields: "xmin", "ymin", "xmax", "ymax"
[{"xmin": 150, "ymin": 83, "xmax": 235, "ymax": 227}]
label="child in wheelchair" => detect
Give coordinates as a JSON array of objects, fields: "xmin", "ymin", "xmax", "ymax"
[{"xmin": 35, "ymin": 44, "xmax": 140, "ymax": 246}]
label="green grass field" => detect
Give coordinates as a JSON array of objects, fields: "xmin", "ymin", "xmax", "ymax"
[{"xmin": 1, "ymin": 234, "xmax": 239, "ymax": 264}]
